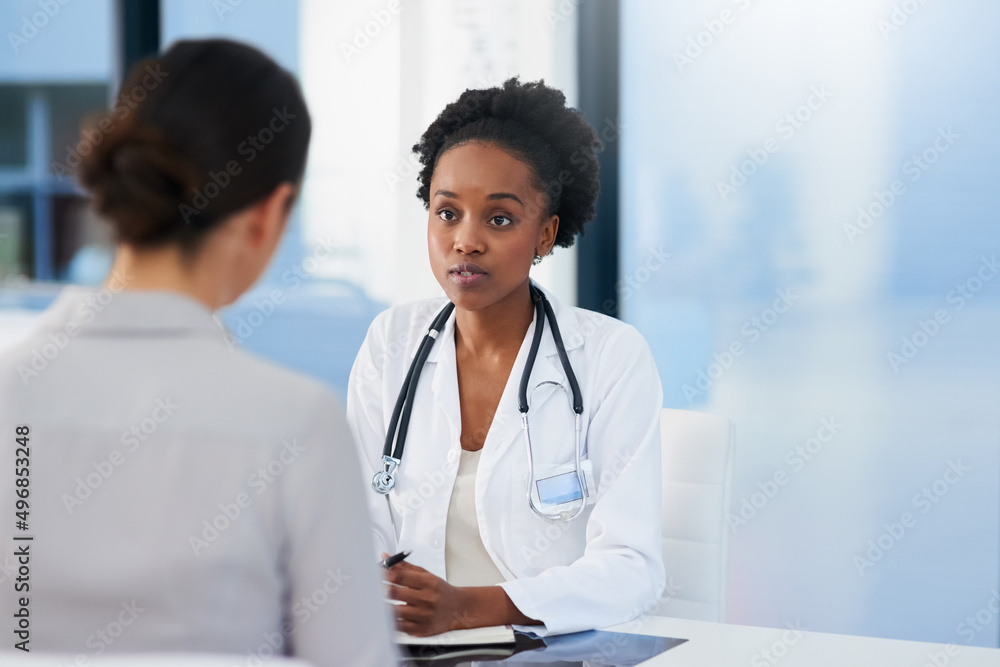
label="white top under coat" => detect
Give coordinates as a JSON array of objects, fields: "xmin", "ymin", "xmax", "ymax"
[
  {"xmin": 444, "ymin": 448, "xmax": 506, "ymax": 587},
  {"xmin": 0, "ymin": 286, "xmax": 396, "ymax": 666}
]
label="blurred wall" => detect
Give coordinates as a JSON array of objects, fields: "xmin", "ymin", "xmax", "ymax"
[
  {"xmin": 299, "ymin": 0, "xmax": 579, "ymax": 306},
  {"xmin": 622, "ymin": 0, "xmax": 1000, "ymax": 647}
]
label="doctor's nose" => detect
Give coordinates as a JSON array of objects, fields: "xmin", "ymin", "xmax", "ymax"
[{"xmin": 453, "ymin": 220, "xmax": 486, "ymax": 255}]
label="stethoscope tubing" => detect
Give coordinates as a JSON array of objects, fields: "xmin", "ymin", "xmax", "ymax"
[
  {"xmin": 383, "ymin": 302, "xmax": 454, "ymax": 461},
  {"xmin": 372, "ymin": 283, "xmax": 589, "ymax": 523}
]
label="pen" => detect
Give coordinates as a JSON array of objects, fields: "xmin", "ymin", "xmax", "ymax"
[{"xmin": 381, "ymin": 550, "xmax": 411, "ymax": 569}]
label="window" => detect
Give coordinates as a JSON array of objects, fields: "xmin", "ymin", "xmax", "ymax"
[{"xmin": 621, "ymin": 0, "xmax": 1000, "ymax": 647}]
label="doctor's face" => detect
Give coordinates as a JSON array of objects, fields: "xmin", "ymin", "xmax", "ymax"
[{"xmin": 427, "ymin": 141, "xmax": 558, "ymax": 313}]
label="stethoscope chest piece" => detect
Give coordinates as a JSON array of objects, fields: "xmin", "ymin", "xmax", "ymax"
[{"xmin": 371, "ymin": 455, "xmax": 401, "ymax": 494}]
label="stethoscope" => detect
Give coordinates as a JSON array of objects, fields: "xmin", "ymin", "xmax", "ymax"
[{"xmin": 371, "ymin": 283, "xmax": 590, "ymax": 523}]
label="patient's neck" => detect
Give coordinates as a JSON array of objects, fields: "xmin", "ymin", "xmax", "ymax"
[{"xmin": 105, "ymin": 243, "xmax": 234, "ymax": 311}]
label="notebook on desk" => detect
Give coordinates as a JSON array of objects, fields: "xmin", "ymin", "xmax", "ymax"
[
  {"xmin": 396, "ymin": 625, "xmax": 517, "ymax": 646},
  {"xmin": 397, "ymin": 626, "xmax": 540, "ymax": 663},
  {"xmin": 397, "ymin": 627, "xmax": 686, "ymax": 666}
]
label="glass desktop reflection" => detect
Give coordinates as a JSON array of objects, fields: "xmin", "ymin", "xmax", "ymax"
[{"xmin": 399, "ymin": 629, "xmax": 687, "ymax": 666}]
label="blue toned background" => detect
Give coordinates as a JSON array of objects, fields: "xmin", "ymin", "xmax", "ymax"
[
  {"xmin": 0, "ymin": 0, "xmax": 996, "ymax": 650},
  {"xmin": 621, "ymin": 0, "xmax": 999, "ymax": 647}
]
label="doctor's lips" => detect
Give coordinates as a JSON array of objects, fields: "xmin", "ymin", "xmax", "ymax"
[{"xmin": 448, "ymin": 262, "xmax": 487, "ymax": 287}]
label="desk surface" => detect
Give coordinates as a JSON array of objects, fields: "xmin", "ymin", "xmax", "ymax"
[
  {"xmin": 4, "ymin": 618, "xmax": 998, "ymax": 666},
  {"xmin": 606, "ymin": 615, "xmax": 1000, "ymax": 666}
]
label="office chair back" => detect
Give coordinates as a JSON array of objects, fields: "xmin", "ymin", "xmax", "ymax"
[{"xmin": 657, "ymin": 408, "xmax": 735, "ymax": 622}]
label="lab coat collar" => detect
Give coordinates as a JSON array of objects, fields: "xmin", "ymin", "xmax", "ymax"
[
  {"xmin": 35, "ymin": 286, "xmax": 229, "ymax": 341},
  {"xmin": 421, "ymin": 280, "xmax": 584, "ymax": 449},
  {"xmin": 422, "ymin": 281, "xmax": 583, "ymax": 365}
]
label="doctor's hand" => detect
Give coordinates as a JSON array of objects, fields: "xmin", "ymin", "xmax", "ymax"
[
  {"xmin": 382, "ymin": 559, "xmax": 469, "ymax": 636},
  {"xmin": 381, "ymin": 554, "xmax": 540, "ymax": 635}
]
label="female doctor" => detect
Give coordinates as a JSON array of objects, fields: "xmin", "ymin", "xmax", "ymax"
[{"xmin": 347, "ymin": 79, "xmax": 665, "ymax": 637}]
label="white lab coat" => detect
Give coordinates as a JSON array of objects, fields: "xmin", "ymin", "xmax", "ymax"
[
  {"xmin": 347, "ymin": 282, "xmax": 665, "ymax": 635},
  {"xmin": 0, "ymin": 287, "xmax": 396, "ymax": 666}
]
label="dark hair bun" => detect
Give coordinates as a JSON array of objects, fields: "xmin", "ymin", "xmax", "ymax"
[
  {"xmin": 77, "ymin": 116, "xmax": 198, "ymax": 247},
  {"xmin": 413, "ymin": 77, "xmax": 601, "ymax": 248},
  {"xmin": 75, "ymin": 38, "xmax": 312, "ymax": 254}
]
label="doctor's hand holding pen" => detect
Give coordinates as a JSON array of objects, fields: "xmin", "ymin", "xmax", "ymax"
[{"xmin": 380, "ymin": 552, "xmax": 539, "ymax": 636}]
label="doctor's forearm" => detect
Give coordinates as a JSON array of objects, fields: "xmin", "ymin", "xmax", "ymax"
[{"xmin": 457, "ymin": 586, "xmax": 541, "ymax": 628}]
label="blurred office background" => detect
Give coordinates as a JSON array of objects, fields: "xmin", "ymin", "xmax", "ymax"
[{"xmin": 0, "ymin": 0, "xmax": 996, "ymax": 649}]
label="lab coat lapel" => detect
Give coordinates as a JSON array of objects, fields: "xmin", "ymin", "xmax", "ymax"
[{"xmin": 423, "ymin": 307, "xmax": 462, "ymax": 438}]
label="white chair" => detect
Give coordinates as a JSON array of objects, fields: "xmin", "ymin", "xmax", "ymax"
[{"xmin": 656, "ymin": 408, "xmax": 735, "ymax": 622}]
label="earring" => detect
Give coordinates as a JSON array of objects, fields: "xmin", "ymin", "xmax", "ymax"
[{"xmin": 532, "ymin": 254, "xmax": 543, "ymax": 266}]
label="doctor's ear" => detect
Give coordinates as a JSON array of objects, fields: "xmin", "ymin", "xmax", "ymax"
[{"xmin": 535, "ymin": 214, "xmax": 559, "ymax": 259}]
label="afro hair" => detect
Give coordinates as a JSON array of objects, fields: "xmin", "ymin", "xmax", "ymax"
[{"xmin": 412, "ymin": 78, "xmax": 602, "ymax": 248}]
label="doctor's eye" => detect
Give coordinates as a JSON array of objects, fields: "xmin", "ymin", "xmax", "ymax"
[{"xmin": 488, "ymin": 215, "xmax": 513, "ymax": 227}]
